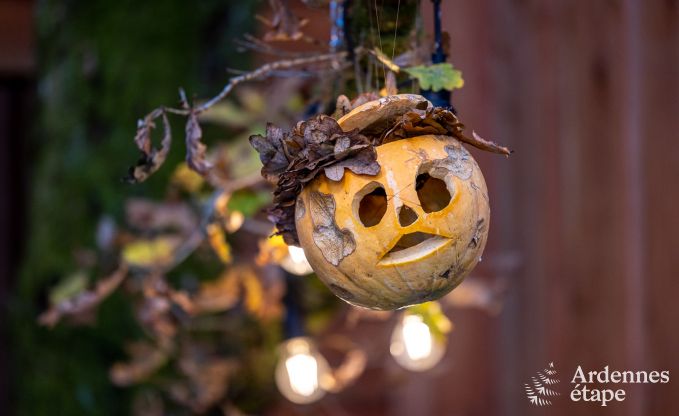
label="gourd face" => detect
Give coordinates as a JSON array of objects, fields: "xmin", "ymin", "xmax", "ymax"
[{"xmin": 295, "ymin": 134, "xmax": 490, "ymax": 310}]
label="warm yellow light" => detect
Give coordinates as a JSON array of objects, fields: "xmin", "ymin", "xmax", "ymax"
[
  {"xmin": 275, "ymin": 337, "xmax": 330, "ymax": 404},
  {"xmin": 401, "ymin": 315, "xmax": 433, "ymax": 360},
  {"xmin": 285, "ymin": 353, "xmax": 319, "ymax": 397},
  {"xmin": 224, "ymin": 210, "xmax": 244, "ymax": 233},
  {"xmin": 281, "ymin": 246, "xmax": 314, "ymax": 275},
  {"xmin": 390, "ymin": 312, "xmax": 446, "ymax": 371}
]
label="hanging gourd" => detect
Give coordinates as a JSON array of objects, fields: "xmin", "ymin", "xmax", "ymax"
[{"xmin": 250, "ymin": 94, "xmax": 510, "ymax": 310}]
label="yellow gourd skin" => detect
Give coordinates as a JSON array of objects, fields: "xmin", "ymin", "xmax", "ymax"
[{"xmin": 295, "ymin": 134, "xmax": 490, "ymax": 310}]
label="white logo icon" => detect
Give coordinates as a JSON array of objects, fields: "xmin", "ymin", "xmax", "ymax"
[{"xmin": 524, "ymin": 362, "xmax": 561, "ymax": 406}]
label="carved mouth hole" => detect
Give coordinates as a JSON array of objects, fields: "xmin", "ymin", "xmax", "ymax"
[
  {"xmin": 378, "ymin": 232, "xmax": 451, "ymax": 266},
  {"xmin": 388, "ymin": 232, "xmax": 438, "ymax": 254},
  {"xmin": 357, "ymin": 185, "xmax": 387, "ymax": 227},
  {"xmin": 416, "ymin": 173, "xmax": 451, "ymax": 213}
]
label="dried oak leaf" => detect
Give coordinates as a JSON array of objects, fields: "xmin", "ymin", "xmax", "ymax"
[
  {"xmin": 126, "ymin": 110, "xmax": 172, "ymax": 183},
  {"xmin": 384, "ymin": 106, "xmax": 512, "ymax": 155},
  {"xmin": 38, "ymin": 264, "xmax": 129, "ymax": 328},
  {"xmin": 249, "ymin": 115, "xmax": 378, "ymax": 245}
]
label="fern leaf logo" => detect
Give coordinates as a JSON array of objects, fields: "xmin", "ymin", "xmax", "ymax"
[{"xmin": 524, "ymin": 362, "xmax": 561, "ymax": 406}]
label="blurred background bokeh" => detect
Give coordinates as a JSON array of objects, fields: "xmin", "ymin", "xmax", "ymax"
[{"xmin": 1, "ymin": 0, "xmax": 678, "ymax": 415}]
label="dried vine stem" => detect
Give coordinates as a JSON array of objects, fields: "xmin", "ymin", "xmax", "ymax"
[
  {"xmin": 128, "ymin": 51, "xmax": 350, "ymax": 184},
  {"xmin": 196, "ymin": 51, "xmax": 348, "ymax": 113}
]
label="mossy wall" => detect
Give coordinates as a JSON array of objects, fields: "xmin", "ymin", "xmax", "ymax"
[{"xmin": 12, "ymin": 1, "xmax": 256, "ymax": 414}]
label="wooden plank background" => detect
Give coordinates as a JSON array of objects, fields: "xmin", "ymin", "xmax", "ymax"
[
  {"xmin": 410, "ymin": 1, "xmax": 678, "ymax": 415},
  {"xmin": 270, "ymin": 2, "xmax": 678, "ymax": 415}
]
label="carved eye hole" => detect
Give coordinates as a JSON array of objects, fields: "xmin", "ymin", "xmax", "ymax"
[
  {"xmin": 416, "ymin": 172, "xmax": 451, "ymax": 213},
  {"xmin": 354, "ymin": 182, "xmax": 388, "ymax": 227}
]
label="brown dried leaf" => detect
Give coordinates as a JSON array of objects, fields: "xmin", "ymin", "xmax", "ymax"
[
  {"xmin": 126, "ymin": 111, "xmax": 172, "ymax": 183},
  {"xmin": 249, "ymin": 123, "xmax": 290, "ymax": 181},
  {"xmin": 38, "ymin": 264, "xmax": 128, "ymax": 328},
  {"xmin": 250, "ymin": 115, "xmax": 376, "ymax": 245},
  {"xmin": 323, "ymin": 148, "xmax": 379, "ymax": 181},
  {"xmin": 384, "ymin": 106, "xmax": 513, "ymax": 155},
  {"xmin": 185, "ymin": 112, "xmax": 212, "ymax": 174}
]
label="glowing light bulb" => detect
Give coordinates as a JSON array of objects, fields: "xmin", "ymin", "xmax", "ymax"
[
  {"xmin": 281, "ymin": 246, "xmax": 314, "ymax": 276},
  {"xmin": 285, "ymin": 353, "xmax": 318, "ymax": 396},
  {"xmin": 275, "ymin": 337, "xmax": 330, "ymax": 404},
  {"xmin": 390, "ymin": 312, "xmax": 447, "ymax": 371},
  {"xmin": 402, "ymin": 315, "xmax": 433, "ymax": 360}
]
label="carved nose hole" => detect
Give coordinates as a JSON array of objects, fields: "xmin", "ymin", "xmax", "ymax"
[{"xmin": 398, "ymin": 205, "xmax": 418, "ymax": 227}]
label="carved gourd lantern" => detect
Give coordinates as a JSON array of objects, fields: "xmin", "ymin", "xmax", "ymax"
[{"xmin": 251, "ymin": 94, "xmax": 510, "ymax": 310}]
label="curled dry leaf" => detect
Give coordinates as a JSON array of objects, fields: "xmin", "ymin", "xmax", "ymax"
[
  {"xmin": 126, "ymin": 110, "xmax": 172, "ymax": 183},
  {"xmin": 38, "ymin": 264, "xmax": 129, "ymax": 328},
  {"xmin": 185, "ymin": 111, "xmax": 212, "ymax": 175},
  {"xmin": 382, "ymin": 106, "xmax": 512, "ymax": 155},
  {"xmin": 250, "ymin": 115, "xmax": 378, "ymax": 245}
]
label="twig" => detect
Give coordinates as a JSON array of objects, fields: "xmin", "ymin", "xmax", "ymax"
[{"xmin": 196, "ymin": 51, "xmax": 348, "ymax": 113}]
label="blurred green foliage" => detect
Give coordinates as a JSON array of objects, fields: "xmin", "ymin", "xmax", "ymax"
[{"xmin": 12, "ymin": 1, "xmax": 257, "ymax": 414}]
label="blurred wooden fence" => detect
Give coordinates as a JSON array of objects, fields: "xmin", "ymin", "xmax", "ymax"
[{"xmin": 393, "ymin": 1, "xmax": 679, "ymax": 415}]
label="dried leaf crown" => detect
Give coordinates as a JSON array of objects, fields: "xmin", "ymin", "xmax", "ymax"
[{"xmin": 249, "ymin": 94, "xmax": 511, "ymax": 246}]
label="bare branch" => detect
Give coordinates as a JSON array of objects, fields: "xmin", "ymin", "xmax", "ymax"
[{"xmin": 196, "ymin": 51, "xmax": 347, "ymax": 113}]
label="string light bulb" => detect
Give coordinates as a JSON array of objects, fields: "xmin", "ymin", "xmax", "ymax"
[
  {"xmin": 390, "ymin": 302, "xmax": 451, "ymax": 371},
  {"xmin": 275, "ymin": 337, "xmax": 331, "ymax": 404}
]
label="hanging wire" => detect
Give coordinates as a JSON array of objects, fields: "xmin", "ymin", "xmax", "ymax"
[
  {"xmin": 390, "ymin": 0, "xmax": 401, "ymax": 61},
  {"xmin": 374, "ymin": 0, "xmax": 386, "ymax": 86}
]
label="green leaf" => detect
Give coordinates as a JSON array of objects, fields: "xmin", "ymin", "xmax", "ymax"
[
  {"xmin": 403, "ymin": 63, "xmax": 464, "ymax": 92},
  {"xmin": 227, "ymin": 190, "xmax": 272, "ymax": 217},
  {"xmin": 48, "ymin": 271, "xmax": 89, "ymax": 305}
]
